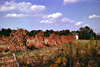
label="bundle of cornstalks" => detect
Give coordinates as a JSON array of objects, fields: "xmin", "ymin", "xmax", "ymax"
[
  {"xmin": 26, "ymin": 32, "xmax": 47, "ymax": 49},
  {"xmin": 7, "ymin": 29, "xmax": 27, "ymax": 52},
  {"xmin": 26, "ymin": 33, "xmax": 76, "ymax": 49}
]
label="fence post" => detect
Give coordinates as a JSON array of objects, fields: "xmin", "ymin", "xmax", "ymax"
[
  {"xmin": 69, "ymin": 41, "xmax": 73, "ymax": 67},
  {"xmin": 13, "ymin": 53, "xmax": 19, "ymax": 67},
  {"xmin": 96, "ymin": 33, "xmax": 98, "ymax": 47}
]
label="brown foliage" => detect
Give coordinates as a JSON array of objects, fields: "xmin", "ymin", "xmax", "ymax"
[
  {"xmin": 6, "ymin": 28, "xmax": 76, "ymax": 52},
  {"xmin": 26, "ymin": 33, "xmax": 76, "ymax": 49},
  {"xmin": 7, "ymin": 29, "xmax": 27, "ymax": 52}
]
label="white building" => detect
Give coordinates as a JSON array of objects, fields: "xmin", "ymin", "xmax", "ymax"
[
  {"xmin": 71, "ymin": 33, "xmax": 79, "ymax": 40},
  {"xmin": 75, "ymin": 35, "xmax": 78, "ymax": 40}
]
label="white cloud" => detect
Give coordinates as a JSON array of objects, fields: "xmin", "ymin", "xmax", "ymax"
[
  {"xmin": 63, "ymin": 0, "xmax": 85, "ymax": 5},
  {"xmin": 61, "ymin": 18, "xmax": 75, "ymax": 23},
  {"xmin": 40, "ymin": 20, "xmax": 53, "ymax": 23},
  {"xmin": 40, "ymin": 18, "xmax": 57, "ymax": 23},
  {"xmin": 41, "ymin": 12, "xmax": 62, "ymax": 23},
  {"xmin": 40, "ymin": 12, "xmax": 75, "ymax": 24},
  {"xmin": 88, "ymin": 14, "xmax": 100, "ymax": 19},
  {"xmin": 5, "ymin": 13, "xmax": 29, "ymax": 18},
  {"xmin": 0, "ymin": 1, "xmax": 16, "ymax": 11},
  {"xmin": 46, "ymin": 12, "xmax": 62, "ymax": 19},
  {"xmin": 75, "ymin": 22, "xmax": 83, "ymax": 26},
  {"xmin": 0, "ymin": 1, "xmax": 46, "ymax": 12},
  {"xmin": 0, "ymin": 1, "xmax": 46, "ymax": 18},
  {"xmin": 84, "ymin": 24, "xmax": 89, "ymax": 27},
  {"xmin": 75, "ymin": 22, "xmax": 88, "ymax": 27}
]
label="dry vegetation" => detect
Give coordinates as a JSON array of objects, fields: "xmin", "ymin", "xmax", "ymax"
[{"xmin": 0, "ymin": 29, "xmax": 100, "ymax": 67}]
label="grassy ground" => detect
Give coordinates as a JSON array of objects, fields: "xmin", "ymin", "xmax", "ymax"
[
  {"xmin": 0, "ymin": 40, "xmax": 100, "ymax": 57},
  {"xmin": 0, "ymin": 40, "xmax": 100, "ymax": 67}
]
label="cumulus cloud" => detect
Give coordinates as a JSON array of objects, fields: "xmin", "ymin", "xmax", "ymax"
[
  {"xmin": 61, "ymin": 18, "xmax": 75, "ymax": 23},
  {"xmin": 5, "ymin": 13, "xmax": 29, "ymax": 18},
  {"xmin": 0, "ymin": 1, "xmax": 46, "ymax": 18},
  {"xmin": 40, "ymin": 20, "xmax": 53, "ymax": 23},
  {"xmin": 84, "ymin": 24, "xmax": 89, "ymax": 26},
  {"xmin": 63, "ymin": 0, "xmax": 85, "ymax": 5},
  {"xmin": 41, "ymin": 12, "xmax": 62, "ymax": 23},
  {"xmin": 40, "ymin": 12, "xmax": 75, "ymax": 24},
  {"xmin": 0, "ymin": 1, "xmax": 16, "ymax": 11},
  {"xmin": 75, "ymin": 22, "xmax": 83, "ymax": 26},
  {"xmin": 46, "ymin": 12, "xmax": 62, "ymax": 19},
  {"xmin": 88, "ymin": 14, "xmax": 100, "ymax": 19},
  {"xmin": 74, "ymin": 22, "xmax": 89, "ymax": 27}
]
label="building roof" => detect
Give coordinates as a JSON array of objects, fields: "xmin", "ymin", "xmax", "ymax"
[{"xmin": 71, "ymin": 33, "xmax": 78, "ymax": 35}]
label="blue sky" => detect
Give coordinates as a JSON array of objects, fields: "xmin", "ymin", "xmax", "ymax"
[{"xmin": 0, "ymin": 0, "xmax": 100, "ymax": 33}]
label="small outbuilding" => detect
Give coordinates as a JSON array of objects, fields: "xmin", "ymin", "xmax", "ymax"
[{"xmin": 71, "ymin": 33, "xmax": 79, "ymax": 40}]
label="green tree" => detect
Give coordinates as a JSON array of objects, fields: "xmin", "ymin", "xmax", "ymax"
[
  {"xmin": 1, "ymin": 28, "xmax": 11, "ymax": 37},
  {"xmin": 44, "ymin": 30, "xmax": 50, "ymax": 37},
  {"xmin": 79, "ymin": 26, "xmax": 96, "ymax": 39},
  {"xmin": 58, "ymin": 29, "xmax": 70, "ymax": 36}
]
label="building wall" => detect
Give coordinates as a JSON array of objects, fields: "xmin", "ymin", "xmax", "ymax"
[{"xmin": 75, "ymin": 35, "xmax": 78, "ymax": 40}]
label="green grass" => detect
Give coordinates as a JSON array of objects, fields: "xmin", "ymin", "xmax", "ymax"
[
  {"xmin": 0, "ymin": 41, "xmax": 7, "ymax": 48},
  {"xmin": 0, "ymin": 40, "xmax": 100, "ymax": 60},
  {"xmin": 0, "ymin": 40, "xmax": 100, "ymax": 67},
  {"xmin": 1, "ymin": 40, "xmax": 100, "ymax": 57}
]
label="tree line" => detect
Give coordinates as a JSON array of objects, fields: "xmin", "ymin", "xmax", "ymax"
[{"xmin": 0, "ymin": 26, "xmax": 99, "ymax": 40}]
